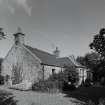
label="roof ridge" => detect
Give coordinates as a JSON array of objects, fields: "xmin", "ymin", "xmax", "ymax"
[{"xmin": 58, "ymin": 57, "xmax": 69, "ymax": 59}]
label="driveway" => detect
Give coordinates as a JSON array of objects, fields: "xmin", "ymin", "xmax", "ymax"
[{"xmin": 0, "ymin": 86, "xmax": 84, "ymax": 105}]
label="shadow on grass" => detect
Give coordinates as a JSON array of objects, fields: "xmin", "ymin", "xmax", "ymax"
[
  {"xmin": 63, "ymin": 86, "xmax": 105, "ymax": 104},
  {"xmin": 0, "ymin": 90, "xmax": 17, "ymax": 105}
]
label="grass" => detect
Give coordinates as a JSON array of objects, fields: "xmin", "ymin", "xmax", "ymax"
[{"xmin": 63, "ymin": 86, "xmax": 105, "ymax": 104}]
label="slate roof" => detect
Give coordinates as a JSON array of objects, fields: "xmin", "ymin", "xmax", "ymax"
[
  {"xmin": 25, "ymin": 45, "xmax": 84, "ymax": 68},
  {"xmin": 56, "ymin": 57, "xmax": 75, "ymax": 67},
  {"xmin": 25, "ymin": 45, "xmax": 58, "ymax": 66}
]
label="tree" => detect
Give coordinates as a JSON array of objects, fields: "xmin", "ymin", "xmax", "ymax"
[
  {"xmin": 63, "ymin": 66, "xmax": 79, "ymax": 84},
  {"xmin": 77, "ymin": 52, "xmax": 100, "ymax": 69},
  {"xmin": 0, "ymin": 28, "xmax": 7, "ymax": 84},
  {"xmin": 0, "ymin": 28, "xmax": 6, "ymax": 74},
  {"xmin": 90, "ymin": 28, "xmax": 105, "ymax": 59},
  {"xmin": 76, "ymin": 56, "xmax": 86, "ymax": 66},
  {"xmin": 77, "ymin": 52, "xmax": 101, "ymax": 81},
  {"xmin": 89, "ymin": 28, "xmax": 105, "ymax": 82}
]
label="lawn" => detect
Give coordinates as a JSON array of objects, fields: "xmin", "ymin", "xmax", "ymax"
[{"xmin": 63, "ymin": 86, "xmax": 105, "ymax": 104}]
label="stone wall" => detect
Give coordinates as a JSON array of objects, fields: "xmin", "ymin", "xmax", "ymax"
[
  {"xmin": 2, "ymin": 44, "xmax": 43, "ymax": 85},
  {"xmin": 43, "ymin": 65, "xmax": 64, "ymax": 80}
]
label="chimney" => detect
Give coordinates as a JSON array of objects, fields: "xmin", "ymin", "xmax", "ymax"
[
  {"xmin": 13, "ymin": 27, "xmax": 25, "ymax": 45},
  {"xmin": 53, "ymin": 47, "xmax": 60, "ymax": 58}
]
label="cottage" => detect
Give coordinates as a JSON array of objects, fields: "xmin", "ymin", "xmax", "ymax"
[{"xmin": 1, "ymin": 28, "xmax": 88, "ymax": 90}]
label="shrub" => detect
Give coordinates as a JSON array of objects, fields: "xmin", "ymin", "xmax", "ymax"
[
  {"xmin": 48, "ymin": 66, "xmax": 79, "ymax": 90},
  {"xmin": 32, "ymin": 66, "xmax": 79, "ymax": 92},
  {"xmin": 87, "ymin": 100, "xmax": 95, "ymax": 105},
  {"xmin": 98, "ymin": 98, "xmax": 105, "ymax": 105},
  {"xmin": 63, "ymin": 66, "xmax": 79, "ymax": 84},
  {"xmin": 100, "ymin": 77, "xmax": 105, "ymax": 86},
  {"xmin": 86, "ymin": 98, "xmax": 105, "ymax": 105},
  {"xmin": 63, "ymin": 81, "xmax": 76, "ymax": 91},
  {"xmin": 84, "ymin": 79, "xmax": 92, "ymax": 87},
  {"xmin": 32, "ymin": 80, "xmax": 60, "ymax": 93}
]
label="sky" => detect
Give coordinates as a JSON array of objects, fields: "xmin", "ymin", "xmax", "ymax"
[{"xmin": 0, "ymin": 0, "xmax": 105, "ymax": 58}]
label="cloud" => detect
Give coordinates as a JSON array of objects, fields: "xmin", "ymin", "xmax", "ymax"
[
  {"xmin": 7, "ymin": 4, "xmax": 15, "ymax": 14},
  {"xmin": 15, "ymin": 0, "xmax": 32, "ymax": 16},
  {"xmin": 0, "ymin": 0, "xmax": 32, "ymax": 16}
]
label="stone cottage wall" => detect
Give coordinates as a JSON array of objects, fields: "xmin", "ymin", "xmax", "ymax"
[
  {"xmin": 2, "ymin": 44, "xmax": 43, "ymax": 84},
  {"xmin": 43, "ymin": 65, "xmax": 63, "ymax": 80}
]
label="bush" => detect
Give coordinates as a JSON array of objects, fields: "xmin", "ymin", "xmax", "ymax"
[
  {"xmin": 84, "ymin": 79, "xmax": 92, "ymax": 87},
  {"xmin": 32, "ymin": 66, "xmax": 79, "ymax": 92},
  {"xmin": 47, "ymin": 66, "xmax": 79, "ymax": 90},
  {"xmin": 86, "ymin": 98, "xmax": 105, "ymax": 105},
  {"xmin": 63, "ymin": 81, "xmax": 76, "ymax": 91},
  {"xmin": 98, "ymin": 98, "xmax": 105, "ymax": 105},
  {"xmin": 100, "ymin": 77, "xmax": 105, "ymax": 86},
  {"xmin": 32, "ymin": 81, "xmax": 47, "ymax": 92},
  {"xmin": 32, "ymin": 80, "xmax": 60, "ymax": 93},
  {"xmin": 87, "ymin": 100, "xmax": 95, "ymax": 105}
]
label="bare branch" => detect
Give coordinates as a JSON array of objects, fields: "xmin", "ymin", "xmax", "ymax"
[{"xmin": 0, "ymin": 28, "xmax": 6, "ymax": 40}]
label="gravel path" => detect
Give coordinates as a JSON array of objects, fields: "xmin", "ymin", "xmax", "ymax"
[{"xmin": 0, "ymin": 86, "xmax": 83, "ymax": 105}]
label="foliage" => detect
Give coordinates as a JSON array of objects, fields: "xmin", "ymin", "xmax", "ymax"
[
  {"xmin": 48, "ymin": 66, "xmax": 79, "ymax": 88},
  {"xmin": 94, "ymin": 60, "xmax": 105, "ymax": 81},
  {"xmin": 87, "ymin": 100, "xmax": 95, "ymax": 105},
  {"xmin": 86, "ymin": 98, "xmax": 105, "ymax": 105},
  {"xmin": 83, "ymin": 79, "xmax": 93, "ymax": 87},
  {"xmin": 89, "ymin": 28, "xmax": 105, "ymax": 59},
  {"xmin": 76, "ymin": 56, "xmax": 86, "ymax": 66},
  {"xmin": 0, "ymin": 91, "xmax": 17, "ymax": 105},
  {"xmin": 100, "ymin": 77, "xmax": 105, "ymax": 86},
  {"xmin": 77, "ymin": 52, "xmax": 100, "ymax": 69},
  {"xmin": 77, "ymin": 52, "xmax": 102, "ymax": 82},
  {"xmin": 32, "ymin": 66, "xmax": 79, "ymax": 92},
  {"xmin": 32, "ymin": 80, "xmax": 60, "ymax": 93},
  {"xmin": 0, "ymin": 28, "xmax": 6, "ymax": 40},
  {"xmin": 63, "ymin": 66, "xmax": 79, "ymax": 84},
  {"xmin": 63, "ymin": 86, "xmax": 105, "ymax": 105},
  {"xmin": 88, "ymin": 28, "xmax": 105, "ymax": 82}
]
